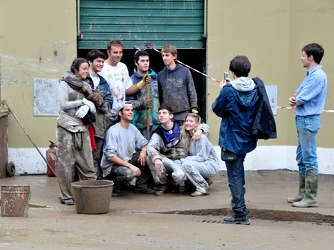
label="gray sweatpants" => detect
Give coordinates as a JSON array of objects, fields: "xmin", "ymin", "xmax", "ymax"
[
  {"xmin": 182, "ymin": 160, "xmax": 217, "ymax": 193},
  {"xmin": 56, "ymin": 126, "xmax": 96, "ymax": 202}
]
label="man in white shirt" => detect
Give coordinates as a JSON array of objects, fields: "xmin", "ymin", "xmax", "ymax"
[{"xmin": 100, "ymin": 40, "xmax": 152, "ymax": 117}]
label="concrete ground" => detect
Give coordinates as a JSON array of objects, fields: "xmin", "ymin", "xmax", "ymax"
[{"xmin": 1, "ymin": 169, "xmax": 334, "ymax": 249}]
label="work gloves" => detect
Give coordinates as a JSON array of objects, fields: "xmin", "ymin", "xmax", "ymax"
[
  {"xmin": 82, "ymin": 98, "xmax": 96, "ymax": 114},
  {"xmin": 131, "ymin": 99, "xmax": 152, "ymax": 110},
  {"xmin": 75, "ymin": 105, "xmax": 89, "ymax": 118},
  {"xmin": 76, "ymin": 98, "xmax": 96, "ymax": 119},
  {"xmin": 191, "ymin": 109, "xmax": 198, "ymax": 114},
  {"xmin": 141, "ymin": 99, "xmax": 153, "ymax": 109},
  {"xmin": 136, "ymin": 74, "xmax": 152, "ymax": 89},
  {"xmin": 82, "ymin": 83, "xmax": 104, "ymax": 107}
]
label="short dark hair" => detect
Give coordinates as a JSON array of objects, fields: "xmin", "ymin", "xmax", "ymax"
[
  {"xmin": 158, "ymin": 105, "xmax": 173, "ymax": 114},
  {"xmin": 107, "ymin": 40, "xmax": 123, "ymax": 51},
  {"xmin": 302, "ymin": 43, "xmax": 324, "ymax": 64},
  {"xmin": 87, "ymin": 49, "xmax": 106, "ymax": 63},
  {"xmin": 134, "ymin": 50, "xmax": 150, "ymax": 64},
  {"xmin": 117, "ymin": 101, "xmax": 132, "ymax": 121},
  {"xmin": 229, "ymin": 55, "xmax": 251, "ymax": 77},
  {"xmin": 70, "ymin": 58, "xmax": 87, "ymax": 74}
]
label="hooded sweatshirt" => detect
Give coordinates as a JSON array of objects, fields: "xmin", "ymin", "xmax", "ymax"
[
  {"xmin": 157, "ymin": 64, "xmax": 197, "ymax": 117},
  {"xmin": 212, "ymin": 77, "xmax": 259, "ymax": 154}
]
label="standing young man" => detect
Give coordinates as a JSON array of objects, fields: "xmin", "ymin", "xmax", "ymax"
[
  {"xmin": 100, "ymin": 102, "xmax": 154, "ymax": 195},
  {"xmin": 86, "ymin": 49, "xmax": 113, "ymax": 179},
  {"xmin": 157, "ymin": 45, "xmax": 198, "ymax": 125},
  {"xmin": 129, "ymin": 50, "xmax": 160, "ymax": 138},
  {"xmin": 287, "ymin": 43, "xmax": 327, "ymax": 208},
  {"xmin": 100, "ymin": 40, "xmax": 151, "ymax": 118},
  {"xmin": 212, "ymin": 55, "xmax": 260, "ymax": 225}
]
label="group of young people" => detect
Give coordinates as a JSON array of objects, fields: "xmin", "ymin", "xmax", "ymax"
[
  {"xmin": 56, "ymin": 39, "xmax": 327, "ymax": 226},
  {"xmin": 56, "ymin": 40, "xmax": 219, "ymax": 206}
]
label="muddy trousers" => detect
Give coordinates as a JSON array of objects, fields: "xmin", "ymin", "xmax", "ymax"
[
  {"xmin": 92, "ymin": 137, "xmax": 104, "ymax": 179},
  {"xmin": 182, "ymin": 161, "xmax": 217, "ymax": 193},
  {"xmin": 147, "ymin": 157, "xmax": 185, "ymax": 185},
  {"xmin": 56, "ymin": 127, "xmax": 96, "ymax": 202},
  {"xmin": 105, "ymin": 152, "xmax": 153, "ymax": 190}
]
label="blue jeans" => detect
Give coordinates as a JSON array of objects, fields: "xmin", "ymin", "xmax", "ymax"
[
  {"xmin": 224, "ymin": 153, "xmax": 248, "ymax": 217},
  {"xmin": 296, "ymin": 115, "xmax": 321, "ymax": 175}
]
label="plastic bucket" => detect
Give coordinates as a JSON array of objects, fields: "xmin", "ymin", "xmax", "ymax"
[
  {"xmin": 1, "ymin": 185, "xmax": 30, "ymax": 217},
  {"xmin": 71, "ymin": 180, "xmax": 114, "ymax": 214}
]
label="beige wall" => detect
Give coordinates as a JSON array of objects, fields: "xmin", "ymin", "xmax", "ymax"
[
  {"xmin": 0, "ymin": 0, "xmax": 333, "ymax": 173},
  {"xmin": 207, "ymin": 0, "xmax": 334, "ymax": 147},
  {"xmin": 0, "ymin": 1, "xmax": 77, "ymax": 148}
]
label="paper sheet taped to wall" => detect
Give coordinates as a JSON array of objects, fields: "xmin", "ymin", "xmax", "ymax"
[{"xmin": 33, "ymin": 78, "xmax": 60, "ymax": 116}]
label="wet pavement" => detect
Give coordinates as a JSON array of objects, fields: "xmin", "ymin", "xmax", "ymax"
[{"xmin": 1, "ymin": 170, "xmax": 334, "ymax": 249}]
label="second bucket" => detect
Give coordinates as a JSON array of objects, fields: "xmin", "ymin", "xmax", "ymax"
[{"xmin": 71, "ymin": 180, "xmax": 114, "ymax": 214}]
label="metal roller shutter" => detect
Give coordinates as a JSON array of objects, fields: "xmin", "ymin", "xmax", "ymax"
[{"xmin": 78, "ymin": 0, "xmax": 205, "ymax": 49}]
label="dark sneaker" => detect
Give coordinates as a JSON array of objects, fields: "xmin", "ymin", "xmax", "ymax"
[
  {"xmin": 135, "ymin": 187, "xmax": 155, "ymax": 194},
  {"xmin": 170, "ymin": 185, "xmax": 180, "ymax": 193},
  {"xmin": 60, "ymin": 199, "xmax": 74, "ymax": 206},
  {"xmin": 111, "ymin": 189, "xmax": 119, "ymax": 197},
  {"xmin": 183, "ymin": 180, "xmax": 196, "ymax": 193},
  {"xmin": 114, "ymin": 183, "xmax": 135, "ymax": 192},
  {"xmin": 154, "ymin": 185, "xmax": 168, "ymax": 196},
  {"xmin": 222, "ymin": 215, "xmax": 250, "ymax": 225},
  {"xmin": 205, "ymin": 178, "xmax": 213, "ymax": 186}
]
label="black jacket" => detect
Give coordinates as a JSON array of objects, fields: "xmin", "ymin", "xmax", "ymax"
[{"xmin": 252, "ymin": 77, "xmax": 277, "ymax": 139}]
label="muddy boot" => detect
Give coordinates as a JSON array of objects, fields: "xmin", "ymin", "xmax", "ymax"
[
  {"xmin": 292, "ymin": 174, "xmax": 318, "ymax": 208},
  {"xmin": 287, "ymin": 172, "xmax": 305, "ymax": 203}
]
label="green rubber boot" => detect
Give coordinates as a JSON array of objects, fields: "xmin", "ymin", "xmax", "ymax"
[
  {"xmin": 287, "ymin": 172, "xmax": 305, "ymax": 203},
  {"xmin": 292, "ymin": 174, "xmax": 318, "ymax": 208}
]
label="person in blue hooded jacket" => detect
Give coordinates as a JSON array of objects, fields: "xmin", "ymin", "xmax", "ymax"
[{"xmin": 212, "ymin": 55, "xmax": 260, "ymax": 225}]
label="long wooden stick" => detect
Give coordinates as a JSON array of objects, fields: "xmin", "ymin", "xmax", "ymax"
[
  {"xmin": 3, "ymin": 101, "xmax": 57, "ymax": 176},
  {"xmin": 145, "ymin": 83, "xmax": 150, "ymax": 140}
]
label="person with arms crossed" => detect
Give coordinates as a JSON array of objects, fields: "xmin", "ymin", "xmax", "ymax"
[{"xmin": 287, "ymin": 43, "xmax": 327, "ymax": 208}]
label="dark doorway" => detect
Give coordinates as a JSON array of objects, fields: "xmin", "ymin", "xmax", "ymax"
[{"xmin": 78, "ymin": 48, "xmax": 206, "ymax": 121}]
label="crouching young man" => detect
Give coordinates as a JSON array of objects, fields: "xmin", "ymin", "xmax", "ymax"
[
  {"xmin": 100, "ymin": 102, "xmax": 154, "ymax": 195},
  {"xmin": 147, "ymin": 106, "xmax": 208, "ymax": 196}
]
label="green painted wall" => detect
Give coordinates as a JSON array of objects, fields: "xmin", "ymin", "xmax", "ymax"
[{"xmin": 207, "ymin": 0, "xmax": 334, "ymax": 147}]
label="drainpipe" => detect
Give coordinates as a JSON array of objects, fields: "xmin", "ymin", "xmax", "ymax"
[
  {"xmin": 0, "ymin": 54, "xmax": 2, "ymax": 100},
  {"xmin": 203, "ymin": 0, "xmax": 207, "ymax": 39},
  {"xmin": 77, "ymin": 0, "xmax": 81, "ymax": 37}
]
